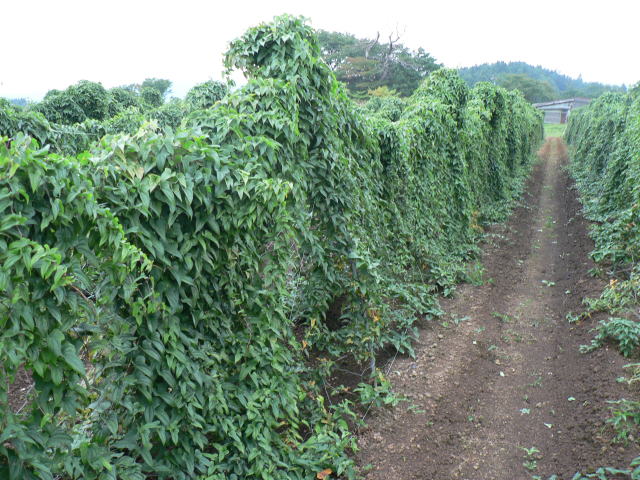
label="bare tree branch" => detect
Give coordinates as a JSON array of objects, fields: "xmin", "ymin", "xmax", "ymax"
[
  {"xmin": 379, "ymin": 30, "xmax": 402, "ymax": 82},
  {"xmin": 364, "ymin": 32, "xmax": 380, "ymax": 59}
]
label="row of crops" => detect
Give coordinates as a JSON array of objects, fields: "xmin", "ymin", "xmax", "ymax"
[
  {"xmin": 565, "ymin": 84, "xmax": 640, "ymax": 478},
  {"xmin": 566, "ymin": 88, "xmax": 640, "ymax": 326},
  {"xmin": 0, "ymin": 81, "xmax": 228, "ymax": 158},
  {"xmin": 1, "ymin": 16, "xmax": 542, "ymax": 480}
]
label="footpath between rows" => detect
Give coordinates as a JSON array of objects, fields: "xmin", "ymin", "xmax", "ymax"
[{"xmin": 356, "ymin": 137, "xmax": 636, "ymax": 479}]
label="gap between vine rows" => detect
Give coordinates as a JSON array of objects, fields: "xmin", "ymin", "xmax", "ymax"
[{"xmin": 354, "ymin": 137, "xmax": 637, "ymax": 479}]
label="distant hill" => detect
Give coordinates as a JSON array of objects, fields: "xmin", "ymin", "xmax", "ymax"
[{"xmin": 458, "ymin": 61, "xmax": 626, "ymax": 100}]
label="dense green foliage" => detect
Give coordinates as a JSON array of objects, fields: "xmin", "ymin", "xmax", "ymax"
[
  {"xmin": 185, "ymin": 81, "xmax": 229, "ymax": 110},
  {"xmin": 140, "ymin": 78, "xmax": 173, "ymax": 99},
  {"xmin": 11, "ymin": 78, "xmax": 181, "ymax": 129},
  {"xmin": 107, "ymin": 87, "xmax": 141, "ymax": 116},
  {"xmin": 0, "ymin": 78, "xmax": 229, "ymax": 156},
  {"xmin": 460, "ymin": 61, "xmax": 626, "ymax": 101},
  {"xmin": 30, "ymin": 81, "xmax": 112, "ymax": 124},
  {"xmin": 31, "ymin": 89, "xmax": 87, "ymax": 125},
  {"xmin": 566, "ymin": 89, "xmax": 640, "ymax": 323},
  {"xmin": 0, "ymin": 134, "xmax": 152, "ymax": 479},
  {"xmin": 496, "ymin": 74, "xmax": 557, "ymax": 103},
  {"xmin": 140, "ymin": 86, "xmax": 163, "ymax": 108},
  {"xmin": 581, "ymin": 318, "xmax": 640, "ymax": 357},
  {"xmin": 361, "ymin": 95, "xmax": 406, "ymax": 121},
  {"xmin": 566, "ymin": 84, "xmax": 640, "ymax": 479},
  {"xmin": 0, "ymin": 15, "xmax": 541, "ymax": 479},
  {"xmin": 317, "ymin": 30, "xmax": 441, "ymax": 97}
]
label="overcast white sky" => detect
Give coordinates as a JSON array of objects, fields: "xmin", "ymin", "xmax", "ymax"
[{"xmin": 2, "ymin": 0, "xmax": 639, "ymax": 100}]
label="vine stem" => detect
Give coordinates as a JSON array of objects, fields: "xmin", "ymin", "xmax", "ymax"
[
  {"xmin": 16, "ymin": 383, "xmax": 35, "ymax": 414},
  {"xmin": 70, "ymin": 284, "xmax": 91, "ymax": 304}
]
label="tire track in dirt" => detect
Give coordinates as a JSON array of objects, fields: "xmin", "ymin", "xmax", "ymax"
[{"xmin": 356, "ymin": 138, "xmax": 636, "ymax": 479}]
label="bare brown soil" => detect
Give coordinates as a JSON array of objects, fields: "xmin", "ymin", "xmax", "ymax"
[
  {"xmin": 7, "ymin": 367, "xmax": 33, "ymax": 414},
  {"xmin": 356, "ymin": 138, "xmax": 637, "ymax": 479}
]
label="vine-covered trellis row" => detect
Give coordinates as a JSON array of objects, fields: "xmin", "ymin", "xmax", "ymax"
[
  {"xmin": 565, "ymin": 89, "xmax": 640, "ymax": 269},
  {"xmin": 1, "ymin": 15, "xmax": 542, "ymax": 480},
  {"xmin": 565, "ymin": 87, "xmax": 640, "ymax": 344}
]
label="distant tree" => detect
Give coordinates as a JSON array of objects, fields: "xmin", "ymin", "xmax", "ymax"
[
  {"xmin": 147, "ymin": 98, "xmax": 187, "ymax": 129},
  {"xmin": 317, "ymin": 30, "xmax": 360, "ymax": 70},
  {"xmin": 141, "ymin": 78, "xmax": 172, "ymax": 99},
  {"xmin": 496, "ymin": 74, "xmax": 557, "ymax": 103},
  {"xmin": 140, "ymin": 86, "xmax": 163, "ymax": 108},
  {"xmin": 317, "ymin": 30, "xmax": 440, "ymax": 97},
  {"xmin": 367, "ymin": 86, "xmax": 398, "ymax": 97},
  {"xmin": 363, "ymin": 95, "xmax": 405, "ymax": 121},
  {"xmin": 103, "ymin": 106, "xmax": 145, "ymax": 135},
  {"xmin": 459, "ymin": 61, "xmax": 626, "ymax": 99},
  {"xmin": 30, "ymin": 80, "xmax": 110, "ymax": 124},
  {"xmin": 30, "ymin": 90, "xmax": 86, "ymax": 124},
  {"xmin": 68, "ymin": 80, "xmax": 110, "ymax": 120},
  {"xmin": 385, "ymin": 47, "xmax": 440, "ymax": 97},
  {"xmin": 120, "ymin": 83, "xmax": 141, "ymax": 93},
  {"xmin": 108, "ymin": 87, "xmax": 141, "ymax": 115},
  {"xmin": 185, "ymin": 80, "xmax": 228, "ymax": 110}
]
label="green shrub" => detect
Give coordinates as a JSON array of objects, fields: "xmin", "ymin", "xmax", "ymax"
[
  {"xmin": 581, "ymin": 318, "xmax": 640, "ymax": 357},
  {"xmin": 185, "ymin": 80, "xmax": 228, "ymax": 110}
]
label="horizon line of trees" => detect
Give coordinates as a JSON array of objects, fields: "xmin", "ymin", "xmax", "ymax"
[
  {"xmin": 2, "ymin": 78, "xmax": 229, "ymax": 128},
  {"xmin": 459, "ymin": 61, "xmax": 627, "ymax": 103},
  {"xmin": 5, "ymin": 40, "xmax": 630, "ymax": 112}
]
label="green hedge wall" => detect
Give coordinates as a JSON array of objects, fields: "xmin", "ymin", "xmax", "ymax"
[
  {"xmin": 566, "ymin": 90, "xmax": 640, "ymax": 267},
  {"xmin": 565, "ymin": 86, "xmax": 640, "ymax": 341},
  {"xmin": 1, "ymin": 15, "xmax": 542, "ymax": 480}
]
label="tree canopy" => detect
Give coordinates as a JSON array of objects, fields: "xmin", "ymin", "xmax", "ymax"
[
  {"xmin": 497, "ymin": 74, "xmax": 558, "ymax": 103},
  {"xmin": 6, "ymin": 75, "xmax": 233, "ymax": 130},
  {"xmin": 185, "ymin": 80, "xmax": 228, "ymax": 110},
  {"xmin": 140, "ymin": 86, "xmax": 163, "ymax": 108},
  {"xmin": 140, "ymin": 78, "xmax": 172, "ymax": 99},
  {"xmin": 459, "ymin": 61, "xmax": 626, "ymax": 100},
  {"xmin": 30, "ymin": 80, "xmax": 110, "ymax": 124},
  {"xmin": 317, "ymin": 30, "xmax": 440, "ymax": 98}
]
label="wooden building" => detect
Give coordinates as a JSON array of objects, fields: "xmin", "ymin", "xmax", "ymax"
[{"xmin": 533, "ymin": 97, "xmax": 591, "ymax": 124}]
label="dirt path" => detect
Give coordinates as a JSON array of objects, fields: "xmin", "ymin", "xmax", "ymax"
[{"xmin": 356, "ymin": 138, "xmax": 636, "ymax": 479}]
